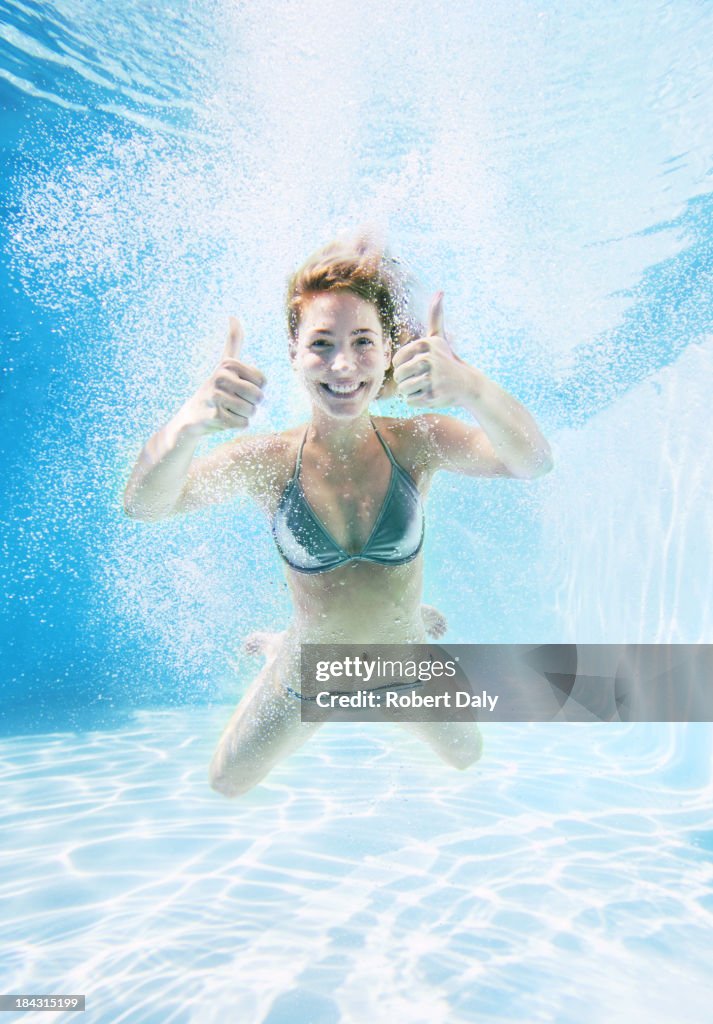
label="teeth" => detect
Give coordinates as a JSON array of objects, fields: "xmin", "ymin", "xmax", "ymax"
[{"xmin": 325, "ymin": 382, "xmax": 363, "ymax": 394}]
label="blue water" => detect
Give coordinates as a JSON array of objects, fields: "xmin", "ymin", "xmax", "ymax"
[{"xmin": 2, "ymin": 1, "xmax": 713, "ymax": 1020}]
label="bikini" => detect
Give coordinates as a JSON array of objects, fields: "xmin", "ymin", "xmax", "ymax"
[
  {"xmin": 272, "ymin": 417, "xmax": 426, "ymax": 702},
  {"xmin": 272, "ymin": 417, "xmax": 425, "ymax": 574}
]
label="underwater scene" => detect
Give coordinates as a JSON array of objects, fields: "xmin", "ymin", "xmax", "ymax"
[{"xmin": 2, "ymin": 1, "xmax": 713, "ymax": 1021}]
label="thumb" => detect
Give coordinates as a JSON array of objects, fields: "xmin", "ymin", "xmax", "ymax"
[
  {"xmin": 222, "ymin": 316, "xmax": 244, "ymax": 360},
  {"xmin": 428, "ymin": 291, "xmax": 445, "ymax": 337}
]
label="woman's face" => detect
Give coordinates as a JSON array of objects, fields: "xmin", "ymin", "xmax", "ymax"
[{"xmin": 292, "ymin": 291, "xmax": 391, "ymax": 419}]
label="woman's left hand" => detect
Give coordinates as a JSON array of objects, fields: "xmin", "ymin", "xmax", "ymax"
[{"xmin": 392, "ymin": 292, "xmax": 469, "ymax": 407}]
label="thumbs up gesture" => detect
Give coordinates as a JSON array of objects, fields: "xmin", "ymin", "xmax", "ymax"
[
  {"xmin": 182, "ymin": 317, "xmax": 267, "ymax": 435},
  {"xmin": 392, "ymin": 293, "xmax": 466, "ymax": 408}
]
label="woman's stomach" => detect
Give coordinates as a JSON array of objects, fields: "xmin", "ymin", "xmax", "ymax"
[{"xmin": 285, "ymin": 557, "xmax": 425, "ymax": 644}]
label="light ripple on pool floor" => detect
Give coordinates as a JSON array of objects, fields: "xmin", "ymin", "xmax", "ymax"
[{"xmin": 1, "ymin": 709, "xmax": 712, "ymax": 1024}]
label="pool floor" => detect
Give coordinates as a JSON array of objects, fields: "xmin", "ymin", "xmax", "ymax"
[{"xmin": 1, "ymin": 709, "xmax": 712, "ymax": 1023}]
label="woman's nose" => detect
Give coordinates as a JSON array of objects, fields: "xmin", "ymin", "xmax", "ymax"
[{"xmin": 330, "ymin": 348, "xmax": 356, "ymax": 372}]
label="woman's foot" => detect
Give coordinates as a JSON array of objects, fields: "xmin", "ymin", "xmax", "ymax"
[
  {"xmin": 242, "ymin": 630, "xmax": 284, "ymax": 659},
  {"xmin": 421, "ymin": 604, "xmax": 447, "ymax": 639}
]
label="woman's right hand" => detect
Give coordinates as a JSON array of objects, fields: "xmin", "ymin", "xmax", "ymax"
[{"xmin": 180, "ymin": 316, "xmax": 266, "ymax": 436}]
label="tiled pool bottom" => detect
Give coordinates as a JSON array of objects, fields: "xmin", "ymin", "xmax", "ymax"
[{"xmin": 2, "ymin": 710, "xmax": 712, "ymax": 1024}]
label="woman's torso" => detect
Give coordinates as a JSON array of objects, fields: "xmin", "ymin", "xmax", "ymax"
[{"xmin": 256, "ymin": 416, "xmax": 434, "ymax": 643}]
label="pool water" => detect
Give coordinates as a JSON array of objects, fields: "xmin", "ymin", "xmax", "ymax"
[
  {"xmin": 3, "ymin": 714, "xmax": 712, "ymax": 1023},
  {"xmin": 2, "ymin": 0, "xmax": 713, "ymax": 1020}
]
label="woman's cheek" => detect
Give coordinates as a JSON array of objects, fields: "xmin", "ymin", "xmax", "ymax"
[
  {"xmin": 295, "ymin": 353, "xmax": 323, "ymax": 376},
  {"xmin": 363, "ymin": 350, "xmax": 386, "ymax": 371}
]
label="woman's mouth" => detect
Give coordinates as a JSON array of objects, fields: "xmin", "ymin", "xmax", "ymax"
[{"xmin": 320, "ymin": 381, "xmax": 367, "ymax": 398}]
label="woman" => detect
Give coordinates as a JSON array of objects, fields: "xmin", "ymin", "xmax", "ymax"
[{"xmin": 124, "ymin": 237, "xmax": 553, "ymax": 797}]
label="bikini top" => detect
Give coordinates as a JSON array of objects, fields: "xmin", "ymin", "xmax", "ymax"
[{"xmin": 272, "ymin": 418, "xmax": 425, "ymax": 574}]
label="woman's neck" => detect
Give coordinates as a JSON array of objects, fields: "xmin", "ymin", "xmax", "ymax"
[{"xmin": 306, "ymin": 409, "xmax": 375, "ymax": 460}]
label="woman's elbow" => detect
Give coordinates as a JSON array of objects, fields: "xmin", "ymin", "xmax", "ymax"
[
  {"xmin": 516, "ymin": 449, "xmax": 554, "ymax": 480},
  {"xmin": 123, "ymin": 491, "xmax": 148, "ymax": 520},
  {"xmin": 122, "ymin": 494, "xmax": 174, "ymax": 522},
  {"xmin": 123, "ymin": 494, "xmax": 141, "ymax": 519},
  {"xmin": 532, "ymin": 450, "xmax": 554, "ymax": 478}
]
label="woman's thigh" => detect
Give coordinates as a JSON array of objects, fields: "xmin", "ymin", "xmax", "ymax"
[{"xmin": 209, "ymin": 640, "xmax": 322, "ymax": 794}]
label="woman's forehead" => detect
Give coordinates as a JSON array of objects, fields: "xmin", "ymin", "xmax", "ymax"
[{"xmin": 300, "ymin": 291, "xmax": 382, "ymax": 331}]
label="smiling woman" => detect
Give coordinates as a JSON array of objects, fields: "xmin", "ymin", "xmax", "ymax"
[
  {"xmin": 123, "ymin": 234, "xmax": 553, "ymax": 796},
  {"xmin": 294, "ymin": 291, "xmax": 390, "ymax": 413}
]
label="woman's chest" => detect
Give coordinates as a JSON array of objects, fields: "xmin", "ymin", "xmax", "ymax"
[{"xmin": 301, "ymin": 460, "xmax": 395, "ymax": 553}]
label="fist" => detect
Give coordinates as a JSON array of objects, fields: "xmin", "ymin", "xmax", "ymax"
[{"xmin": 392, "ymin": 293, "xmax": 464, "ymax": 408}]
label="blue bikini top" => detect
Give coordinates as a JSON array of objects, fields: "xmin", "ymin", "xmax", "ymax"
[{"xmin": 272, "ymin": 418, "xmax": 425, "ymax": 574}]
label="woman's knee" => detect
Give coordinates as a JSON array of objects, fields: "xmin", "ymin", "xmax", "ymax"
[
  {"xmin": 208, "ymin": 758, "xmax": 270, "ymax": 798},
  {"xmin": 446, "ymin": 725, "xmax": 483, "ymax": 769},
  {"xmin": 209, "ymin": 774, "xmax": 255, "ymax": 799},
  {"xmin": 208, "ymin": 707, "xmax": 317, "ymax": 799},
  {"xmin": 415, "ymin": 722, "xmax": 483, "ymax": 771},
  {"xmin": 447, "ymin": 739, "xmax": 482, "ymax": 770}
]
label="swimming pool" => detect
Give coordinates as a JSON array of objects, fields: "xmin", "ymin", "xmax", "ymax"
[{"xmin": 2, "ymin": 1, "xmax": 712, "ymax": 1020}]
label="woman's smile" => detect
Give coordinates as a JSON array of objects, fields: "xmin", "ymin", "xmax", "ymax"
[{"xmin": 320, "ymin": 380, "xmax": 368, "ymax": 397}]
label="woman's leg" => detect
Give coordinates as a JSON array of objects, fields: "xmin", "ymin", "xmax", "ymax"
[
  {"xmin": 398, "ymin": 719, "xmax": 483, "ymax": 770},
  {"xmin": 213, "ymin": 604, "xmax": 461, "ymax": 795},
  {"xmin": 208, "ymin": 636, "xmax": 321, "ymax": 798}
]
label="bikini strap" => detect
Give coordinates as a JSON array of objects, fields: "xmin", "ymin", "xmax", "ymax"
[
  {"xmin": 370, "ymin": 417, "xmax": 398, "ymax": 466},
  {"xmin": 293, "ymin": 426, "xmax": 309, "ymax": 480},
  {"xmin": 297, "ymin": 419, "xmax": 395, "ymax": 478}
]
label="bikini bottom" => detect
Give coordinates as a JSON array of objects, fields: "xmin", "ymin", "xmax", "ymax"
[{"xmin": 285, "ymin": 680, "xmax": 424, "ymax": 702}]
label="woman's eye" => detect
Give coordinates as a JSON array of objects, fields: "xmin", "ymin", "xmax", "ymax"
[
  {"xmin": 356, "ymin": 336, "xmax": 374, "ymax": 346},
  {"xmin": 310, "ymin": 339, "xmax": 330, "ymax": 348}
]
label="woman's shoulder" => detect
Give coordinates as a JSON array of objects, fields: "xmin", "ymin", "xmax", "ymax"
[
  {"xmin": 219, "ymin": 426, "xmax": 305, "ymax": 503},
  {"xmin": 372, "ymin": 412, "xmax": 434, "ymax": 446},
  {"xmin": 372, "ymin": 414, "xmax": 436, "ymax": 480},
  {"xmin": 229, "ymin": 425, "xmax": 304, "ymax": 459}
]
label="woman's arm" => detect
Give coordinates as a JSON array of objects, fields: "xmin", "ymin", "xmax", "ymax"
[
  {"xmin": 123, "ymin": 317, "xmax": 267, "ymax": 521},
  {"xmin": 421, "ymin": 366, "xmax": 553, "ymax": 479},
  {"xmin": 393, "ymin": 293, "xmax": 553, "ymax": 480},
  {"xmin": 124, "ymin": 409, "xmax": 206, "ymax": 520}
]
